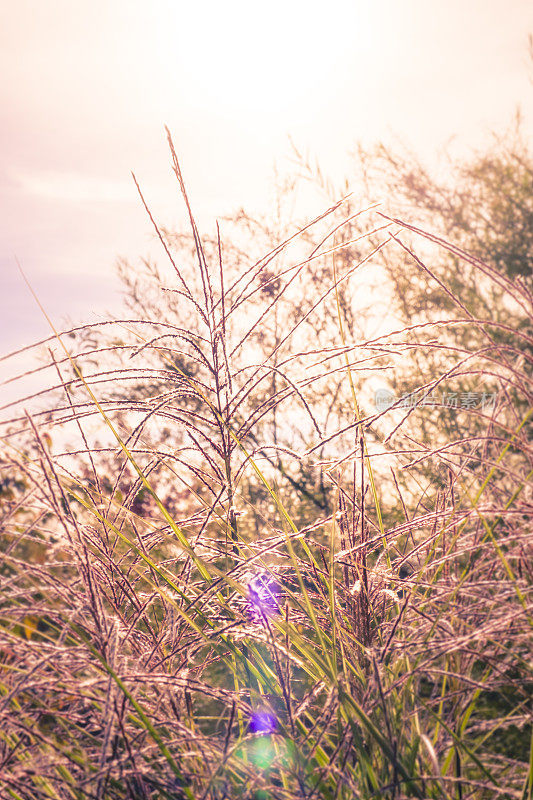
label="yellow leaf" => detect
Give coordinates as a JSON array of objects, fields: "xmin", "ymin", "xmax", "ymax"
[{"xmin": 23, "ymin": 616, "xmax": 38, "ymax": 640}]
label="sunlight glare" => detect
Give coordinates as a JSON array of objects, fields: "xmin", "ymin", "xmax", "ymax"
[{"xmin": 151, "ymin": 0, "xmax": 375, "ymax": 114}]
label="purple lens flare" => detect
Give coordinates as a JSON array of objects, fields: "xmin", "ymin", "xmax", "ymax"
[
  {"xmin": 246, "ymin": 572, "xmax": 282, "ymax": 623},
  {"xmin": 249, "ymin": 709, "xmax": 278, "ymax": 735}
]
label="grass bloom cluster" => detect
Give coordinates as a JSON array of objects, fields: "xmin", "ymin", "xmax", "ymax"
[{"xmin": 0, "ymin": 134, "xmax": 531, "ymax": 799}]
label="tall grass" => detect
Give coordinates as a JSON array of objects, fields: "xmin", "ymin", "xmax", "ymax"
[{"xmin": 0, "ymin": 133, "xmax": 531, "ymax": 799}]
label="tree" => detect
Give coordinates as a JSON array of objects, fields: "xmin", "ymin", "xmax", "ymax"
[
  {"xmin": 52, "ymin": 117, "xmax": 530, "ymax": 545},
  {"xmin": 287, "ymin": 119, "xmax": 532, "ymax": 509}
]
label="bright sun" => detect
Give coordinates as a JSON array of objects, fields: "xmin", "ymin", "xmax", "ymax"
[{"xmin": 149, "ymin": 0, "xmax": 375, "ymax": 114}]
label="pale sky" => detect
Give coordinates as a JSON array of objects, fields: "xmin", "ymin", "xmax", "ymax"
[{"xmin": 1, "ymin": 0, "xmax": 532, "ymax": 357}]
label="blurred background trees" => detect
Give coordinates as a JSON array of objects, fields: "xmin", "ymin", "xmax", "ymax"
[
  {"xmin": 71, "ymin": 117, "xmax": 530, "ymax": 538},
  {"xmin": 6, "ymin": 115, "xmax": 528, "ymax": 555}
]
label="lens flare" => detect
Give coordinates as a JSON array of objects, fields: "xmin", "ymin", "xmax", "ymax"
[
  {"xmin": 249, "ymin": 736, "xmax": 276, "ymax": 769},
  {"xmin": 249, "ymin": 709, "xmax": 277, "ymax": 735},
  {"xmin": 246, "ymin": 573, "xmax": 281, "ymax": 623}
]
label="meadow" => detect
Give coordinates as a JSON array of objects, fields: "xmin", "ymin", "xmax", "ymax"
[{"xmin": 0, "ymin": 131, "xmax": 531, "ymax": 800}]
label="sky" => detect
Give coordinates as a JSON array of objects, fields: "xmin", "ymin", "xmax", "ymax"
[{"xmin": 1, "ymin": 0, "xmax": 532, "ymax": 364}]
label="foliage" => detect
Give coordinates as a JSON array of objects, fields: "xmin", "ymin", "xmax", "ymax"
[{"xmin": 0, "ymin": 131, "xmax": 531, "ymax": 799}]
